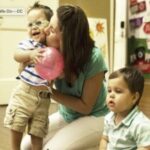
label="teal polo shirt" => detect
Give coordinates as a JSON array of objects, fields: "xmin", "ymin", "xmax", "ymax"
[
  {"xmin": 55, "ymin": 47, "xmax": 108, "ymax": 122},
  {"xmin": 103, "ymin": 106, "xmax": 150, "ymax": 150}
]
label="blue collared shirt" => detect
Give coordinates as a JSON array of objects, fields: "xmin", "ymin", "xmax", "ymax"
[{"xmin": 103, "ymin": 106, "xmax": 150, "ymax": 150}]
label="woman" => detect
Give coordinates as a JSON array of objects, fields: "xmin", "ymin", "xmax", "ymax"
[{"xmin": 21, "ymin": 4, "xmax": 108, "ymax": 150}]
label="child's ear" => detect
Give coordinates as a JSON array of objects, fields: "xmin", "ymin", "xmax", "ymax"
[{"xmin": 132, "ymin": 92, "xmax": 140, "ymax": 105}]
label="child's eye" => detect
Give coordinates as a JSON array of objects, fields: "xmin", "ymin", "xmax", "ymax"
[
  {"xmin": 35, "ymin": 21, "xmax": 42, "ymax": 26},
  {"xmin": 115, "ymin": 89, "xmax": 122, "ymax": 93},
  {"xmin": 27, "ymin": 20, "xmax": 49, "ymax": 28},
  {"xmin": 28, "ymin": 23, "xmax": 32, "ymax": 27},
  {"xmin": 107, "ymin": 88, "xmax": 111, "ymax": 93}
]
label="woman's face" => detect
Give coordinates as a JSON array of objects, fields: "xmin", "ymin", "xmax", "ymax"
[{"xmin": 45, "ymin": 13, "xmax": 61, "ymax": 50}]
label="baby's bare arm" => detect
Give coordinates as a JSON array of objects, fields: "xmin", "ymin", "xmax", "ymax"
[{"xmin": 14, "ymin": 48, "xmax": 44, "ymax": 64}]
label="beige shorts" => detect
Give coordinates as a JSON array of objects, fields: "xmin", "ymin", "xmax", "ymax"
[{"xmin": 4, "ymin": 81, "xmax": 51, "ymax": 138}]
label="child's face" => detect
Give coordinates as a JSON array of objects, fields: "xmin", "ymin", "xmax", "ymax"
[
  {"xmin": 27, "ymin": 9, "xmax": 49, "ymax": 44},
  {"xmin": 106, "ymin": 76, "xmax": 136, "ymax": 116}
]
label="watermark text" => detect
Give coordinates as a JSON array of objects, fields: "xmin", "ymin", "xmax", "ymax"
[{"xmin": 0, "ymin": 8, "xmax": 25, "ymax": 16}]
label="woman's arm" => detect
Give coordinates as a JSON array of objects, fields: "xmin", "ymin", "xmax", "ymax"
[
  {"xmin": 99, "ymin": 135, "xmax": 108, "ymax": 150},
  {"xmin": 51, "ymin": 71, "xmax": 105, "ymax": 115}
]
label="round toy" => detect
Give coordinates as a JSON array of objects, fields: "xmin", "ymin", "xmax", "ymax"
[{"xmin": 35, "ymin": 47, "xmax": 64, "ymax": 80}]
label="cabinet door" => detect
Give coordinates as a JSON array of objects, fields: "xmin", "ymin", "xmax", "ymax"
[{"xmin": 114, "ymin": 0, "xmax": 128, "ymax": 70}]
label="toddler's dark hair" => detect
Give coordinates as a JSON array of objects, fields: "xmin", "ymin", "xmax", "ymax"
[
  {"xmin": 27, "ymin": 1, "xmax": 53, "ymax": 21},
  {"xmin": 109, "ymin": 67, "xmax": 144, "ymax": 105}
]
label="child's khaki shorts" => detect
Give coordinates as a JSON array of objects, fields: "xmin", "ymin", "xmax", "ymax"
[{"xmin": 4, "ymin": 81, "xmax": 51, "ymax": 138}]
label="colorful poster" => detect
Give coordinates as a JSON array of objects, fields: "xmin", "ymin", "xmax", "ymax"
[
  {"xmin": 128, "ymin": 36, "xmax": 150, "ymax": 78},
  {"xmin": 88, "ymin": 18, "xmax": 109, "ymax": 68},
  {"xmin": 128, "ymin": 0, "xmax": 150, "ymax": 78}
]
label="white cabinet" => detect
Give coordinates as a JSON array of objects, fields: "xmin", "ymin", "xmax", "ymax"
[{"xmin": 114, "ymin": 0, "xmax": 128, "ymax": 70}]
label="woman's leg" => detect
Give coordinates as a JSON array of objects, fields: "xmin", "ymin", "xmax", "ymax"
[
  {"xmin": 43, "ymin": 111, "xmax": 68, "ymax": 145},
  {"xmin": 21, "ymin": 112, "xmax": 68, "ymax": 150},
  {"xmin": 20, "ymin": 134, "xmax": 31, "ymax": 150},
  {"xmin": 43, "ymin": 116, "xmax": 104, "ymax": 150}
]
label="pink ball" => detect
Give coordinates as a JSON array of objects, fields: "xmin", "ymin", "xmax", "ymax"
[{"xmin": 35, "ymin": 47, "xmax": 64, "ymax": 80}]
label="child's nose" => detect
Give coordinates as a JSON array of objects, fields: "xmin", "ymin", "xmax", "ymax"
[
  {"xmin": 32, "ymin": 25, "xmax": 38, "ymax": 30},
  {"xmin": 109, "ymin": 92, "xmax": 115, "ymax": 98}
]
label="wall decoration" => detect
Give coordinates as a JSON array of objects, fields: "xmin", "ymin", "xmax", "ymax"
[
  {"xmin": 128, "ymin": 0, "xmax": 150, "ymax": 78},
  {"xmin": 128, "ymin": 36, "xmax": 150, "ymax": 77},
  {"xmin": 130, "ymin": 1, "xmax": 146, "ymax": 14},
  {"xmin": 88, "ymin": 18, "xmax": 109, "ymax": 67},
  {"xmin": 129, "ymin": 17, "xmax": 143, "ymax": 29},
  {"xmin": 130, "ymin": 0, "xmax": 138, "ymax": 6}
]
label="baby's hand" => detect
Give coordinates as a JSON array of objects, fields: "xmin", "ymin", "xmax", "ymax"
[{"xmin": 29, "ymin": 48, "xmax": 45, "ymax": 64}]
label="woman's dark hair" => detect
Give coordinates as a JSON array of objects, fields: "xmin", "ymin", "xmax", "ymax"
[
  {"xmin": 57, "ymin": 5, "xmax": 94, "ymax": 85},
  {"xmin": 109, "ymin": 67, "xmax": 144, "ymax": 105},
  {"xmin": 27, "ymin": 1, "xmax": 53, "ymax": 21}
]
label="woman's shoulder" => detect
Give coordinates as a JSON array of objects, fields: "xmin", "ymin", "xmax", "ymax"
[
  {"xmin": 90, "ymin": 47, "xmax": 104, "ymax": 61},
  {"xmin": 84, "ymin": 47, "xmax": 107, "ymax": 70},
  {"xmin": 92, "ymin": 47, "xmax": 103, "ymax": 56}
]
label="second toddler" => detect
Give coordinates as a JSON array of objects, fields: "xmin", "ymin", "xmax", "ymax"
[{"xmin": 100, "ymin": 67, "xmax": 150, "ymax": 150}]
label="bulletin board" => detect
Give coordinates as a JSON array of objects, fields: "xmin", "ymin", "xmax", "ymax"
[{"xmin": 128, "ymin": 0, "xmax": 150, "ymax": 78}]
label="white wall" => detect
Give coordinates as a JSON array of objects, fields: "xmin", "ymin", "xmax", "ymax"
[{"xmin": 0, "ymin": 30, "xmax": 27, "ymax": 104}]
